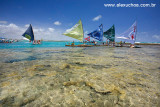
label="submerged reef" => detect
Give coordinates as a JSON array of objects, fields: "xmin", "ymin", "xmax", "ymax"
[{"xmin": 0, "ymin": 47, "xmax": 160, "ymax": 106}]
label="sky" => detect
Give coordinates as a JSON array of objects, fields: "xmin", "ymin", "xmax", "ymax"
[{"xmin": 0, "ymin": 0, "xmax": 160, "ymax": 42}]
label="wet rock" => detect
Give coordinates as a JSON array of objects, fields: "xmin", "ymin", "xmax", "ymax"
[
  {"xmin": 64, "ymin": 64, "xmax": 71, "ymax": 69},
  {"xmin": 35, "ymin": 74, "xmax": 46, "ymax": 77},
  {"xmin": 20, "ymin": 95, "xmax": 36, "ymax": 106},
  {"xmin": 63, "ymin": 81, "xmax": 79, "ymax": 86},
  {"xmin": 0, "ymin": 96, "xmax": 15, "ymax": 106},
  {"xmin": 0, "ymin": 81, "xmax": 11, "ymax": 87}
]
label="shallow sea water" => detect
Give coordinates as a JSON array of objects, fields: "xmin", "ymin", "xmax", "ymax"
[{"xmin": 0, "ymin": 45, "xmax": 160, "ymax": 107}]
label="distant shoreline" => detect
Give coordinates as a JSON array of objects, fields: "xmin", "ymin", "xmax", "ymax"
[
  {"xmin": 121, "ymin": 42, "xmax": 160, "ymax": 45},
  {"xmin": 135, "ymin": 43, "xmax": 160, "ymax": 45},
  {"xmin": 19, "ymin": 40, "xmax": 160, "ymax": 45}
]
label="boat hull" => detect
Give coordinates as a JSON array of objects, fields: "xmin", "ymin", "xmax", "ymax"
[{"xmin": 65, "ymin": 44, "xmax": 93, "ymax": 47}]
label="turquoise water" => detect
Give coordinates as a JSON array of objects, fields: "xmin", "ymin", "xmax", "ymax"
[
  {"xmin": 0, "ymin": 43, "xmax": 160, "ymax": 106},
  {"xmin": 0, "ymin": 41, "xmax": 97, "ymax": 49},
  {"xmin": 0, "ymin": 41, "xmax": 68, "ymax": 49}
]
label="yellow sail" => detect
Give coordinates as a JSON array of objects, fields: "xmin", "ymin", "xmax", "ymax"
[{"xmin": 63, "ymin": 19, "xmax": 83, "ymax": 42}]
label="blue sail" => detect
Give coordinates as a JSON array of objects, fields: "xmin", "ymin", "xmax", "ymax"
[
  {"xmin": 87, "ymin": 24, "xmax": 103, "ymax": 41},
  {"xmin": 22, "ymin": 24, "xmax": 34, "ymax": 41}
]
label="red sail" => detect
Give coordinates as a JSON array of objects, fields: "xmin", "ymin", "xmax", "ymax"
[{"xmin": 85, "ymin": 36, "xmax": 90, "ymax": 41}]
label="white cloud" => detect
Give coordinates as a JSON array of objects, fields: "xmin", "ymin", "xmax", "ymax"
[
  {"xmin": 25, "ymin": 24, "xmax": 29, "ymax": 27},
  {"xmin": 92, "ymin": 15, "xmax": 102, "ymax": 21},
  {"xmin": 152, "ymin": 35, "xmax": 160, "ymax": 40},
  {"xmin": 0, "ymin": 23, "xmax": 73, "ymax": 41},
  {"xmin": 48, "ymin": 28, "xmax": 55, "ymax": 32},
  {"xmin": 135, "ymin": 32, "xmax": 160, "ymax": 42},
  {"xmin": 0, "ymin": 23, "xmax": 22, "ymax": 39},
  {"xmin": 8, "ymin": 23, "xmax": 18, "ymax": 28},
  {"xmin": 0, "ymin": 21, "xmax": 7, "ymax": 24},
  {"xmin": 84, "ymin": 31, "xmax": 89, "ymax": 37},
  {"xmin": 84, "ymin": 31, "xmax": 88, "ymax": 35},
  {"xmin": 54, "ymin": 21, "xmax": 61, "ymax": 25}
]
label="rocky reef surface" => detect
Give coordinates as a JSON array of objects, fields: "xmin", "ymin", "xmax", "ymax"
[{"xmin": 0, "ymin": 46, "xmax": 160, "ymax": 107}]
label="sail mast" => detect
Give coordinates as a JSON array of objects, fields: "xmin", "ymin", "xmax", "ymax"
[
  {"xmin": 102, "ymin": 24, "xmax": 103, "ymax": 42},
  {"xmin": 30, "ymin": 24, "xmax": 35, "ymax": 41},
  {"xmin": 135, "ymin": 21, "xmax": 137, "ymax": 42},
  {"xmin": 81, "ymin": 19, "xmax": 84, "ymax": 43}
]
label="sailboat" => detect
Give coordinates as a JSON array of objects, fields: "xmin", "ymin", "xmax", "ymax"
[
  {"xmin": 103, "ymin": 25, "xmax": 115, "ymax": 42},
  {"xmin": 117, "ymin": 21, "xmax": 140, "ymax": 48},
  {"xmin": 22, "ymin": 24, "xmax": 35, "ymax": 42},
  {"xmin": 87, "ymin": 24, "xmax": 103, "ymax": 42},
  {"xmin": 22, "ymin": 24, "xmax": 41, "ymax": 44},
  {"xmin": 63, "ymin": 19, "xmax": 92, "ymax": 47}
]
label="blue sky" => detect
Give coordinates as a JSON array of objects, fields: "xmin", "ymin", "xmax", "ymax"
[{"xmin": 0, "ymin": 0, "xmax": 160, "ymax": 42}]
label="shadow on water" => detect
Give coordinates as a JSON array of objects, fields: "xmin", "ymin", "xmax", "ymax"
[
  {"xmin": 44, "ymin": 50, "xmax": 73, "ymax": 54},
  {"xmin": 5, "ymin": 56, "xmax": 38, "ymax": 63},
  {"xmin": 4, "ymin": 49, "xmax": 74, "ymax": 63}
]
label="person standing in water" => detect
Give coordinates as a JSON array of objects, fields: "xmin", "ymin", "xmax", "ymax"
[{"xmin": 71, "ymin": 41, "xmax": 75, "ymax": 46}]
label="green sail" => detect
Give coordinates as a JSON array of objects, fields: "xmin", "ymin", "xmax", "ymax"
[
  {"xmin": 103, "ymin": 25, "xmax": 115, "ymax": 42},
  {"xmin": 63, "ymin": 19, "xmax": 83, "ymax": 42}
]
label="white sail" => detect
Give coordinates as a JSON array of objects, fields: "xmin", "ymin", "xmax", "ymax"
[{"xmin": 117, "ymin": 21, "xmax": 137, "ymax": 44}]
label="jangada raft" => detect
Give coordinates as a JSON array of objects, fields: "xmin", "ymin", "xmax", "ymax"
[
  {"xmin": 63, "ymin": 20, "xmax": 106, "ymax": 47},
  {"xmin": 63, "ymin": 20, "xmax": 140, "ymax": 48},
  {"xmin": 65, "ymin": 44, "xmax": 93, "ymax": 47},
  {"xmin": 116, "ymin": 21, "xmax": 141, "ymax": 48},
  {"xmin": 63, "ymin": 19, "xmax": 85, "ymax": 47},
  {"xmin": 22, "ymin": 24, "xmax": 35, "ymax": 42},
  {"xmin": 22, "ymin": 24, "xmax": 41, "ymax": 44}
]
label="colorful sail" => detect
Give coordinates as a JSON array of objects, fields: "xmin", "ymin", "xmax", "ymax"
[
  {"xmin": 87, "ymin": 24, "xmax": 103, "ymax": 41},
  {"xmin": 85, "ymin": 36, "xmax": 90, "ymax": 41},
  {"xmin": 117, "ymin": 21, "xmax": 137, "ymax": 44},
  {"xmin": 22, "ymin": 24, "xmax": 34, "ymax": 41},
  {"xmin": 63, "ymin": 19, "xmax": 84, "ymax": 42},
  {"xmin": 103, "ymin": 25, "xmax": 115, "ymax": 42}
]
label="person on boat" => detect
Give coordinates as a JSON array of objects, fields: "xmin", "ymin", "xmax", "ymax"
[
  {"xmin": 106, "ymin": 40, "xmax": 108, "ymax": 46},
  {"xmin": 71, "ymin": 41, "xmax": 75, "ymax": 46},
  {"xmin": 33, "ymin": 40, "xmax": 36, "ymax": 44},
  {"xmin": 37, "ymin": 40, "xmax": 41, "ymax": 44},
  {"xmin": 92, "ymin": 39, "xmax": 95, "ymax": 44},
  {"xmin": 94, "ymin": 41, "xmax": 97, "ymax": 45},
  {"xmin": 130, "ymin": 44, "xmax": 135, "ymax": 48},
  {"xmin": 109, "ymin": 41, "xmax": 111, "ymax": 46},
  {"xmin": 120, "ymin": 41, "xmax": 122, "ymax": 46},
  {"xmin": 113, "ymin": 41, "xmax": 115, "ymax": 47}
]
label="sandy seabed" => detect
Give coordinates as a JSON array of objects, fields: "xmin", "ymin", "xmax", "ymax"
[{"xmin": 0, "ymin": 45, "xmax": 160, "ymax": 107}]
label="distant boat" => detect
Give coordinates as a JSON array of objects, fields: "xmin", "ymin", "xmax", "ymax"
[
  {"xmin": 22, "ymin": 24, "xmax": 41, "ymax": 44},
  {"xmin": 0, "ymin": 37, "xmax": 14, "ymax": 43},
  {"xmin": 22, "ymin": 24, "xmax": 35, "ymax": 42}
]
